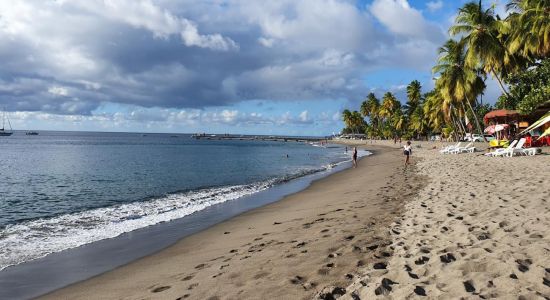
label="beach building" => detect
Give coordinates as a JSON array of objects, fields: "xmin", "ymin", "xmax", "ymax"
[{"xmin": 484, "ymin": 103, "xmax": 550, "ymax": 147}]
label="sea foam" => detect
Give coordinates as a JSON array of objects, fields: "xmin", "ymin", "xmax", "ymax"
[{"xmin": 0, "ymin": 148, "xmax": 371, "ymax": 271}]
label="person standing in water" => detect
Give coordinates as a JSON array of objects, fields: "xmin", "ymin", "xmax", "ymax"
[
  {"xmin": 403, "ymin": 141, "xmax": 412, "ymax": 166},
  {"xmin": 352, "ymin": 147, "xmax": 358, "ymax": 168}
]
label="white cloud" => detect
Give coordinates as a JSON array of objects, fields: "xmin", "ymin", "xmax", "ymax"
[
  {"xmin": 69, "ymin": 0, "xmax": 238, "ymax": 51},
  {"xmin": 258, "ymin": 37, "xmax": 275, "ymax": 48},
  {"xmin": 426, "ymin": 1, "xmax": 443, "ymax": 12},
  {"xmin": 299, "ymin": 110, "xmax": 309, "ymax": 122},
  {"xmin": 239, "ymin": 0, "xmax": 375, "ymax": 53},
  {"xmin": 369, "ymin": 0, "xmax": 444, "ymax": 41},
  {"xmin": 47, "ymin": 86, "xmax": 69, "ymax": 97}
]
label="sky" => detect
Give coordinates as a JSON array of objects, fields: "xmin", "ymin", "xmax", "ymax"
[{"xmin": 0, "ymin": 0, "xmax": 509, "ymax": 135}]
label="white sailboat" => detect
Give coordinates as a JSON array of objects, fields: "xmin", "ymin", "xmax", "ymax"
[{"xmin": 0, "ymin": 110, "xmax": 13, "ymax": 136}]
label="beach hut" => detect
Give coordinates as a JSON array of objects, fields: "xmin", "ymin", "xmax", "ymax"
[
  {"xmin": 483, "ymin": 110, "xmax": 521, "ymax": 147},
  {"xmin": 484, "ymin": 102, "xmax": 550, "ymax": 147}
]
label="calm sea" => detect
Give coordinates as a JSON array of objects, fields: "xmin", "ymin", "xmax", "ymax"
[{"xmin": 0, "ymin": 131, "xmax": 366, "ymax": 270}]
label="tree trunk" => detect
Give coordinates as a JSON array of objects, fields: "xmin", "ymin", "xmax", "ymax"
[
  {"xmin": 491, "ymin": 67, "xmax": 511, "ymax": 99},
  {"xmin": 450, "ymin": 104, "xmax": 465, "ymax": 140},
  {"xmin": 449, "ymin": 111, "xmax": 461, "ymax": 142},
  {"xmin": 465, "ymin": 96, "xmax": 486, "ymax": 142}
]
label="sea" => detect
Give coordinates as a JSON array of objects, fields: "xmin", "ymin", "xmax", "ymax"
[{"xmin": 0, "ymin": 131, "xmax": 368, "ymax": 277}]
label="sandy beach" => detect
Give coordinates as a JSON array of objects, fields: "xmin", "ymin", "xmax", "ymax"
[
  {"xmin": 38, "ymin": 141, "xmax": 550, "ymax": 299},
  {"xmin": 341, "ymin": 141, "xmax": 550, "ymax": 299},
  {"xmin": 40, "ymin": 145, "xmax": 425, "ymax": 300}
]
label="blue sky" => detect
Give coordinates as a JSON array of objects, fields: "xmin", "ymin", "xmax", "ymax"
[{"xmin": 0, "ymin": 0, "xmax": 509, "ymax": 135}]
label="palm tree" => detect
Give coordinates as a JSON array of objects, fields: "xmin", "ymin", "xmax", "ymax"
[
  {"xmin": 342, "ymin": 109, "xmax": 352, "ymax": 133},
  {"xmin": 405, "ymin": 80, "xmax": 422, "ymax": 116},
  {"xmin": 449, "ymin": 1, "xmax": 513, "ymax": 97},
  {"xmin": 351, "ymin": 111, "xmax": 365, "ymax": 134},
  {"xmin": 423, "ymin": 89, "xmax": 447, "ymax": 135},
  {"xmin": 409, "ymin": 103, "xmax": 427, "ymax": 139},
  {"xmin": 378, "ymin": 92, "xmax": 400, "ymax": 120},
  {"xmin": 361, "ymin": 93, "xmax": 380, "ymax": 138},
  {"xmin": 391, "ymin": 109, "xmax": 407, "ymax": 137},
  {"xmin": 433, "ymin": 39, "xmax": 486, "ymax": 140},
  {"xmin": 506, "ymin": 0, "xmax": 550, "ymax": 59}
]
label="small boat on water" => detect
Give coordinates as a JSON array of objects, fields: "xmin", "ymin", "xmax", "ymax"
[
  {"xmin": 0, "ymin": 110, "xmax": 13, "ymax": 136},
  {"xmin": 26, "ymin": 131, "xmax": 39, "ymax": 136}
]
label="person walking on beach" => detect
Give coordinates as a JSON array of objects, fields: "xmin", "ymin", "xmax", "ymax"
[
  {"xmin": 352, "ymin": 147, "xmax": 358, "ymax": 168},
  {"xmin": 403, "ymin": 141, "xmax": 412, "ymax": 166}
]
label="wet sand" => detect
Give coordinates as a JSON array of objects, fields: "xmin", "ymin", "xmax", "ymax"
[{"xmin": 40, "ymin": 145, "xmax": 426, "ymax": 300}]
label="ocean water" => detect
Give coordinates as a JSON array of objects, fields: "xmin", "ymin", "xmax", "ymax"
[{"xmin": 0, "ymin": 131, "xmax": 366, "ymax": 271}]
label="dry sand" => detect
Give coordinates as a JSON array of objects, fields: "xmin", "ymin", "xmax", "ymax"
[
  {"xmin": 342, "ymin": 141, "xmax": 550, "ymax": 299},
  {"xmin": 40, "ymin": 145, "xmax": 426, "ymax": 300}
]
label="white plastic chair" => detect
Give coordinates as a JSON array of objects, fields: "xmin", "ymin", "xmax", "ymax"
[
  {"xmin": 440, "ymin": 142, "xmax": 461, "ymax": 154},
  {"xmin": 485, "ymin": 140, "xmax": 517, "ymax": 157},
  {"xmin": 449, "ymin": 142, "xmax": 473, "ymax": 154},
  {"xmin": 493, "ymin": 138, "xmax": 525, "ymax": 157}
]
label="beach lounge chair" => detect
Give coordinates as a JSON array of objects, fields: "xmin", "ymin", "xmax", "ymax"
[
  {"xmin": 510, "ymin": 138, "xmax": 528, "ymax": 157},
  {"xmin": 522, "ymin": 147, "xmax": 540, "ymax": 156},
  {"xmin": 485, "ymin": 140, "xmax": 517, "ymax": 157},
  {"xmin": 440, "ymin": 142, "xmax": 461, "ymax": 154},
  {"xmin": 493, "ymin": 138, "xmax": 525, "ymax": 157},
  {"xmin": 510, "ymin": 138, "xmax": 541, "ymax": 157},
  {"xmin": 449, "ymin": 142, "xmax": 474, "ymax": 154}
]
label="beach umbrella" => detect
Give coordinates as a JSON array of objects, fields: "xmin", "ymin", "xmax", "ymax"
[
  {"xmin": 484, "ymin": 125, "xmax": 496, "ymax": 134},
  {"xmin": 484, "ymin": 124, "xmax": 509, "ymax": 135},
  {"xmin": 494, "ymin": 124, "xmax": 509, "ymax": 132}
]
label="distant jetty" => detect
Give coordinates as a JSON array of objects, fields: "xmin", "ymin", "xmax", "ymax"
[{"xmin": 191, "ymin": 133, "xmax": 331, "ymax": 143}]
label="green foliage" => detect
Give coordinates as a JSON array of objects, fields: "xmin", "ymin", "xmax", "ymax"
[
  {"xmin": 497, "ymin": 58, "xmax": 550, "ymax": 113},
  {"xmin": 341, "ymin": 109, "xmax": 366, "ymax": 135},
  {"xmin": 405, "ymin": 80, "xmax": 422, "ymax": 116},
  {"xmin": 474, "ymin": 103, "xmax": 494, "ymax": 122},
  {"xmin": 505, "ymin": 0, "xmax": 550, "ymax": 59}
]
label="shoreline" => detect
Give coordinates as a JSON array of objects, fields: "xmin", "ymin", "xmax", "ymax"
[
  {"xmin": 0, "ymin": 144, "xmax": 363, "ymax": 300},
  {"xmin": 39, "ymin": 145, "xmax": 426, "ymax": 299}
]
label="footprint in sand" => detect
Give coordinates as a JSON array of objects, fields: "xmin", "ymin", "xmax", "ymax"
[
  {"xmin": 516, "ymin": 259, "xmax": 532, "ymax": 272},
  {"xmin": 289, "ymin": 275, "xmax": 306, "ymax": 285},
  {"xmin": 181, "ymin": 274, "xmax": 195, "ymax": 281},
  {"xmin": 253, "ymin": 271, "xmax": 270, "ymax": 279},
  {"xmin": 414, "ymin": 286, "xmax": 427, "ymax": 296},
  {"xmin": 439, "ymin": 253, "xmax": 456, "ymax": 264},
  {"xmin": 463, "ymin": 280, "xmax": 475, "ymax": 293},
  {"xmin": 373, "ymin": 262, "xmax": 387, "ymax": 270},
  {"xmin": 151, "ymin": 286, "xmax": 171, "ymax": 293},
  {"xmin": 414, "ymin": 256, "xmax": 430, "ymax": 265},
  {"xmin": 318, "ymin": 268, "xmax": 331, "ymax": 275}
]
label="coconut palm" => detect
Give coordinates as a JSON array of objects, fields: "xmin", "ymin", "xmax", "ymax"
[
  {"xmin": 360, "ymin": 93, "xmax": 381, "ymax": 137},
  {"xmin": 449, "ymin": 1, "xmax": 514, "ymax": 97},
  {"xmin": 423, "ymin": 90, "xmax": 447, "ymax": 134},
  {"xmin": 351, "ymin": 111, "xmax": 365, "ymax": 133},
  {"xmin": 361, "ymin": 93, "xmax": 380, "ymax": 118},
  {"xmin": 391, "ymin": 109, "xmax": 407, "ymax": 136},
  {"xmin": 506, "ymin": 0, "xmax": 550, "ymax": 59},
  {"xmin": 405, "ymin": 80, "xmax": 422, "ymax": 116},
  {"xmin": 378, "ymin": 92, "xmax": 400, "ymax": 120},
  {"xmin": 409, "ymin": 103, "xmax": 427, "ymax": 139},
  {"xmin": 342, "ymin": 109, "xmax": 352, "ymax": 132},
  {"xmin": 433, "ymin": 39, "xmax": 486, "ymax": 140}
]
